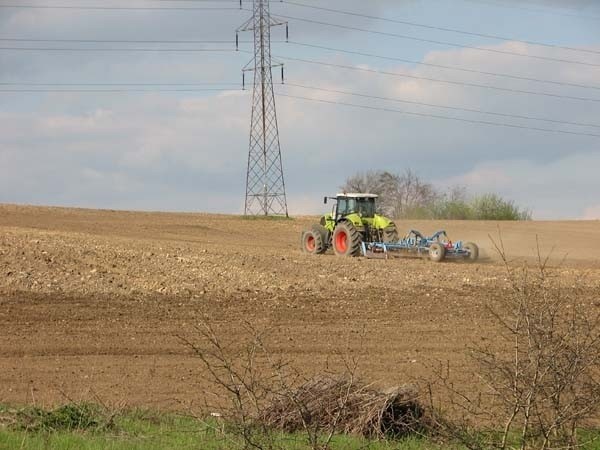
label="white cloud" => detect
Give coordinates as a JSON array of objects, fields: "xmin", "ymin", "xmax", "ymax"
[
  {"xmin": 443, "ymin": 152, "xmax": 600, "ymax": 219},
  {"xmin": 0, "ymin": 4, "xmax": 599, "ymax": 218}
]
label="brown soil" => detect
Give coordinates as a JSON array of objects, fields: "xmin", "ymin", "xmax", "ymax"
[{"xmin": 0, "ymin": 204, "xmax": 599, "ymax": 411}]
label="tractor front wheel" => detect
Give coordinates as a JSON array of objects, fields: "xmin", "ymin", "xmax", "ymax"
[
  {"xmin": 311, "ymin": 224, "xmax": 329, "ymax": 254},
  {"xmin": 301, "ymin": 227, "xmax": 327, "ymax": 255},
  {"xmin": 429, "ymin": 242, "xmax": 446, "ymax": 263},
  {"xmin": 332, "ymin": 222, "xmax": 362, "ymax": 257},
  {"xmin": 301, "ymin": 230, "xmax": 317, "ymax": 254}
]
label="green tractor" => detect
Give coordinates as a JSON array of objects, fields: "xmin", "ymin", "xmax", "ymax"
[{"xmin": 301, "ymin": 193, "xmax": 399, "ymax": 257}]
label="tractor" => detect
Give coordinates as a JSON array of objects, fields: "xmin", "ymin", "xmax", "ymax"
[{"xmin": 301, "ymin": 193, "xmax": 399, "ymax": 257}]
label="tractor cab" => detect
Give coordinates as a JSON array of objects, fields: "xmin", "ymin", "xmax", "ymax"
[{"xmin": 324, "ymin": 193, "xmax": 378, "ymax": 221}]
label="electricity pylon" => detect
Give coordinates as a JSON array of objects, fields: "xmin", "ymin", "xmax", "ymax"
[{"xmin": 237, "ymin": 0, "xmax": 289, "ymax": 217}]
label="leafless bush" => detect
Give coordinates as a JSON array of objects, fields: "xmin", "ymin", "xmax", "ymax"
[
  {"xmin": 179, "ymin": 321, "xmax": 425, "ymax": 449},
  {"xmin": 427, "ymin": 236, "xmax": 600, "ymax": 449},
  {"xmin": 179, "ymin": 321, "xmax": 361, "ymax": 449},
  {"xmin": 178, "ymin": 321, "xmax": 283, "ymax": 449},
  {"xmin": 261, "ymin": 375, "xmax": 423, "ymax": 440}
]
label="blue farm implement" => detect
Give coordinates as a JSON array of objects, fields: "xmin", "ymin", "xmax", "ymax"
[{"xmin": 360, "ymin": 230, "xmax": 479, "ymax": 263}]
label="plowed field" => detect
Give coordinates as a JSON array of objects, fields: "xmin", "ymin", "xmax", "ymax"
[{"xmin": 1, "ymin": 204, "xmax": 599, "ymax": 410}]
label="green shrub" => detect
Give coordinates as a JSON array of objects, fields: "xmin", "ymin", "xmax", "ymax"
[
  {"xmin": 470, "ymin": 194, "xmax": 531, "ymax": 221},
  {"xmin": 15, "ymin": 403, "xmax": 114, "ymax": 433},
  {"xmin": 431, "ymin": 200, "xmax": 473, "ymax": 220}
]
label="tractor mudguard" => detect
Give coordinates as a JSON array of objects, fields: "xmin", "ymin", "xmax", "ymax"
[
  {"xmin": 320, "ymin": 213, "xmax": 336, "ymax": 233},
  {"xmin": 372, "ymin": 214, "xmax": 394, "ymax": 230},
  {"xmin": 343, "ymin": 213, "xmax": 364, "ymax": 228}
]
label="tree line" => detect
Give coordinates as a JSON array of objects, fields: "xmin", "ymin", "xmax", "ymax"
[{"xmin": 341, "ymin": 170, "xmax": 531, "ymax": 220}]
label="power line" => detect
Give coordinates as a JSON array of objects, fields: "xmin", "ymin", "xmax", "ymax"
[
  {"xmin": 461, "ymin": 0, "xmax": 600, "ymax": 22},
  {"xmin": 2, "ymin": 38, "xmax": 595, "ymax": 90},
  {"xmin": 275, "ymin": 92, "xmax": 600, "ymax": 139},
  {"xmin": 0, "ymin": 88, "xmax": 243, "ymax": 92},
  {"xmin": 284, "ymin": 83, "xmax": 600, "ymax": 130},
  {"xmin": 269, "ymin": 11, "xmax": 600, "ymax": 69},
  {"xmin": 19, "ymin": 80, "xmax": 600, "ymax": 132},
  {"xmin": 0, "ymin": 82, "xmax": 240, "ymax": 86},
  {"xmin": 2, "ymin": 38, "xmax": 596, "ymax": 92},
  {"xmin": 151, "ymin": 0, "xmax": 248, "ymax": 2},
  {"xmin": 152, "ymin": 0, "xmax": 248, "ymax": 2},
  {"xmin": 287, "ymin": 41, "xmax": 600, "ymax": 92},
  {"xmin": 0, "ymin": 38, "xmax": 247, "ymax": 44},
  {"xmin": 0, "ymin": 47, "xmax": 236, "ymax": 52},
  {"xmin": 281, "ymin": 0, "xmax": 600, "ymax": 56},
  {"xmin": 272, "ymin": 54, "xmax": 600, "ymax": 103},
  {"xmin": 0, "ymin": 4, "xmax": 241, "ymax": 11}
]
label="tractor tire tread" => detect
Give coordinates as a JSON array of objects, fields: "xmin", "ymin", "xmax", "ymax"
[
  {"xmin": 332, "ymin": 221, "xmax": 363, "ymax": 257},
  {"xmin": 311, "ymin": 224, "xmax": 328, "ymax": 254},
  {"xmin": 382, "ymin": 224, "xmax": 399, "ymax": 243}
]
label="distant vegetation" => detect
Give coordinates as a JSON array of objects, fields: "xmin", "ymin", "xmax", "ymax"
[{"xmin": 342, "ymin": 170, "xmax": 531, "ymax": 221}]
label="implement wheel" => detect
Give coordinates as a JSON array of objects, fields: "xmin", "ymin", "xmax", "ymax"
[
  {"xmin": 429, "ymin": 242, "xmax": 446, "ymax": 263},
  {"xmin": 382, "ymin": 224, "xmax": 399, "ymax": 244},
  {"xmin": 332, "ymin": 221, "xmax": 362, "ymax": 257},
  {"xmin": 463, "ymin": 242, "xmax": 479, "ymax": 262}
]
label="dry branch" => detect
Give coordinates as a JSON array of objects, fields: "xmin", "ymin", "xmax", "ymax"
[{"xmin": 261, "ymin": 375, "xmax": 424, "ymax": 439}]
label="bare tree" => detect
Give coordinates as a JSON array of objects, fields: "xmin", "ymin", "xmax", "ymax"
[
  {"xmin": 179, "ymin": 321, "xmax": 365, "ymax": 450},
  {"xmin": 178, "ymin": 321, "xmax": 284, "ymax": 450},
  {"xmin": 341, "ymin": 171, "xmax": 387, "ymax": 196},
  {"xmin": 427, "ymin": 236, "xmax": 600, "ymax": 449},
  {"xmin": 340, "ymin": 169, "xmax": 437, "ymax": 218}
]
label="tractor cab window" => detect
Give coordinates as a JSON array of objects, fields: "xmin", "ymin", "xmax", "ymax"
[
  {"xmin": 357, "ymin": 198, "xmax": 376, "ymax": 218},
  {"xmin": 337, "ymin": 197, "xmax": 375, "ymax": 218},
  {"xmin": 337, "ymin": 198, "xmax": 356, "ymax": 216}
]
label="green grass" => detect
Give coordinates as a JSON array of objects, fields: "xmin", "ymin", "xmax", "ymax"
[
  {"xmin": 3, "ymin": 404, "xmax": 600, "ymax": 450},
  {"xmin": 0, "ymin": 405, "xmax": 437, "ymax": 450},
  {"xmin": 0, "ymin": 432, "xmax": 435, "ymax": 450}
]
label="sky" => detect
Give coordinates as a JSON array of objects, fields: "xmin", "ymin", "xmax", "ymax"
[{"xmin": 0, "ymin": 0, "xmax": 599, "ymax": 219}]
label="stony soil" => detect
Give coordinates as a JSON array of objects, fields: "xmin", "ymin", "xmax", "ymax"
[{"xmin": 0, "ymin": 204, "xmax": 599, "ymax": 411}]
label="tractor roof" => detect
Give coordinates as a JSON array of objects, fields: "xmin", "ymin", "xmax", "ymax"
[{"xmin": 336, "ymin": 193, "xmax": 378, "ymax": 199}]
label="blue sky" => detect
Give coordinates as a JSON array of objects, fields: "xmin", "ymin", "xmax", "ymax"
[{"xmin": 0, "ymin": 0, "xmax": 599, "ymax": 218}]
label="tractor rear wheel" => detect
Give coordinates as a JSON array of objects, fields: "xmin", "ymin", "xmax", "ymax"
[
  {"xmin": 382, "ymin": 224, "xmax": 399, "ymax": 243},
  {"xmin": 429, "ymin": 242, "xmax": 446, "ymax": 263},
  {"xmin": 311, "ymin": 224, "xmax": 329, "ymax": 254},
  {"xmin": 332, "ymin": 221, "xmax": 362, "ymax": 257},
  {"xmin": 463, "ymin": 242, "xmax": 479, "ymax": 262}
]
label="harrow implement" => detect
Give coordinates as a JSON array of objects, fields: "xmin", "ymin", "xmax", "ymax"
[{"xmin": 360, "ymin": 230, "xmax": 479, "ymax": 262}]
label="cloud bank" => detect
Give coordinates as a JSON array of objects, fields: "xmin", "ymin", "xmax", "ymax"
[{"xmin": 0, "ymin": 1, "xmax": 599, "ymax": 219}]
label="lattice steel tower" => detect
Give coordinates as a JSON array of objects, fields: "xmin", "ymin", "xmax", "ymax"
[{"xmin": 237, "ymin": 0, "xmax": 288, "ymax": 217}]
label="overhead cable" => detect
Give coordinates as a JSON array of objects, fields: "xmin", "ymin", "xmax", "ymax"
[
  {"xmin": 287, "ymin": 41, "xmax": 600, "ymax": 91},
  {"xmin": 272, "ymin": 54, "xmax": 600, "ymax": 103},
  {"xmin": 268, "ymin": 11, "xmax": 600, "ymax": 68},
  {"xmin": 281, "ymin": 0, "xmax": 600, "ymax": 56},
  {"xmin": 275, "ymin": 92, "xmax": 600, "ymax": 139},
  {"xmin": 284, "ymin": 83, "xmax": 600, "ymax": 129},
  {"xmin": 0, "ymin": 4, "xmax": 240, "ymax": 10}
]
